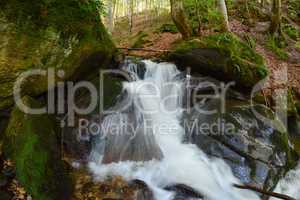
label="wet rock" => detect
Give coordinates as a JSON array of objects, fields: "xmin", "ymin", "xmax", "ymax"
[
  {"xmin": 131, "ymin": 179, "xmax": 155, "ymax": 200},
  {"xmin": 185, "ymin": 99, "xmax": 298, "ymax": 191},
  {"xmin": 165, "ymin": 184, "xmax": 204, "ymax": 200},
  {"xmin": 288, "ymin": 116, "xmax": 300, "ymax": 137},
  {"xmin": 123, "ymin": 57, "xmax": 147, "ymax": 80}
]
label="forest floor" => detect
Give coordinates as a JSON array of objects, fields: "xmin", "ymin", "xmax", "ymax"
[{"xmin": 112, "ymin": 13, "xmax": 300, "ymax": 98}]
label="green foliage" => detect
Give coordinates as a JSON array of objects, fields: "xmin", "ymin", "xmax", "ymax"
[
  {"xmin": 172, "ymin": 38, "xmax": 203, "ymax": 53},
  {"xmin": 131, "ymin": 31, "xmax": 149, "ymax": 48},
  {"xmin": 244, "ymin": 34, "xmax": 257, "ymax": 49},
  {"xmin": 283, "ymin": 24, "xmax": 299, "ymax": 40},
  {"xmin": 203, "ymin": 33, "xmax": 268, "ymax": 82},
  {"xmin": 232, "ymin": 0, "xmax": 269, "ymax": 23},
  {"xmin": 0, "ymin": 0, "xmax": 105, "ymax": 37},
  {"xmin": 183, "ymin": 0, "xmax": 223, "ymax": 33},
  {"xmin": 203, "ymin": 33, "xmax": 265, "ymax": 67},
  {"xmin": 266, "ymin": 34, "xmax": 289, "ymax": 60},
  {"xmin": 159, "ymin": 23, "xmax": 179, "ymax": 33}
]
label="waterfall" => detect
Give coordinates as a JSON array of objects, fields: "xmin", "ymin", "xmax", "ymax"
[
  {"xmin": 270, "ymin": 163, "xmax": 300, "ymax": 200},
  {"xmin": 89, "ymin": 60, "xmax": 262, "ymax": 200}
]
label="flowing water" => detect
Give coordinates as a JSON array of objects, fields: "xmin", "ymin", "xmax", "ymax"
[
  {"xmin": 88, "ymin": 60, "xmax": 299, "ymax": 200},
  {"xmin": 271, "ymin": 163, "xmax": 300, "ymax": 200}
]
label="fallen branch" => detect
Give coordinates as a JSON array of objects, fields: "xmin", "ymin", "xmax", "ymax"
[
  {"xmin": 233, "ymin": 184, "xmax": 296, "ymax": 200},
  {"xmin": 117, "ymin": 47, "xmax": 172, "ymax": 53}
]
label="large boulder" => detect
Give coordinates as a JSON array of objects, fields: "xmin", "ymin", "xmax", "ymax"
[
  {"xmin": 185, "ymin": 98, "xmax": 298, "ymax": 193},
  {"xmin": 0, "ymin": 0, "xmax": 116, "ymax": 110},
  {"xmin": 4, "ymin": 96, "xmax": 72, "ymax": 200},
  {"xmin": 168, "ymin": 33, "xmax": 268, "ymax": 90}
]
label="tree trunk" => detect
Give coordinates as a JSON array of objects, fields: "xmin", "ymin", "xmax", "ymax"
[
  {"xmin": 269, "ymin": 0, "xmax": 282, "ymax": 35},
  {"xmin": 170, "ymin": 0, "xmax": 193, "ymax": 39},
  {"xmin": 107, "ymin": 0, "xmax": 115, "ymax": 33},
  {"xmin": 217, "ymin": 0, "xmax": 230, "ymax": 32},
  {"xmin": 128, "ymin": 0, "xmax": 134, "ymax": 33}
]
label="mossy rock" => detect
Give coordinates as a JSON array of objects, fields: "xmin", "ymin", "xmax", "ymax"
[
  {"xmin": 169, "ymin": 33, "xmax": 268, "ymax": 91},
  {"xmin": 0, "ymin": 0, "xmax": 116, "ymax": 110},
  {"xmin": 4, "ymin": 96, "xmax": 72, "ymax": 200},
  {"xmin": 186, "ymin": 99, "xmax": 298, "ymax": 190}
]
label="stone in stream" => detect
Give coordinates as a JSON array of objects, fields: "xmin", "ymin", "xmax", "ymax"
[
  {"xmin": 130, "ymin": 179, "xmax": 155, "ymax": 200},
  {"xmin": 164, "ymin": 184, "xmax": 204, "ymax": 200},
  {"xmin": 185, "ymin": 97, "xmax": 299, "ymax": 193}
]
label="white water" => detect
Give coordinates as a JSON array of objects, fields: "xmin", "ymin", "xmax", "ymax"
[
  {"xmin": 89, "ymin": 60, "xmax": 267, "ymax": 200},
  {"xmin": 271, "ymin": 163, "xmax": 300, "ymax": 200}
]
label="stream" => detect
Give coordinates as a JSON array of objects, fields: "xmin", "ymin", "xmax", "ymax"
[{"xmin": 87, "ymin": 59, "xmax": 300, "ymax": 200}]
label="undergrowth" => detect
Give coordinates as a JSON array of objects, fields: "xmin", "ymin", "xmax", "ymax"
[{"xmin": 266, "ymin": 34, "xmax": 288, "ymax": 60}]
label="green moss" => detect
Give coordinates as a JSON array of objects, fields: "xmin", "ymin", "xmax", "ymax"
[
  {"xmin": 173, "ymin": 38, "xmax": 203, "ymax": 53},
  {"xmin": 183, "ymin": 0, "xmax": 223, "ymax": 33},
  {"xmin": 131, "ymin": 31, "xmax": 149, "ymax": 48},
  {"xmin": 266, "ymin": 34, "xmax": 288, "ymax": 60},
  {"xmin": 172, "ymin": 33, "xmax": 268, "ymax": 88},
  {"xmin": 0, "ymin": 0, "xmax": 105, "ymax": 37},
  {"xmin": 283, "ymin": 24, "xmax": 299, "ymax": 40},
  {"xmin": 4, "ymin": 96, "xmax": 72, "ymax": 200},
  {"xmin": 0, "ymin": 0, "xmax": 115, "ymax": 110},
  {"xmin": 159, "ymin": 23, "xmax": 179, "ymax": 33},
  {"xmin": 202, "ymin": 33, "xmax": 264, "ymax": 65}
]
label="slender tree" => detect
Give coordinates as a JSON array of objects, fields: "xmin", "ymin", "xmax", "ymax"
[
  {"xmin": 170, "ymin": 0, "xmax": 193, "ymax": 39},
  {"xmin": 269, "ymin": 0, "xmax": 282, "ymax": 35},
  {"xmin": 217, "ymin": 0, "xmax": 230, "ymax": 32},
  {"xmin": 128, "ymin": 0, "xmax": 134, "ymax": 33},
  {"xmin": 107, "ymin": 0, "xmax": 115, "ymax": 33}
]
